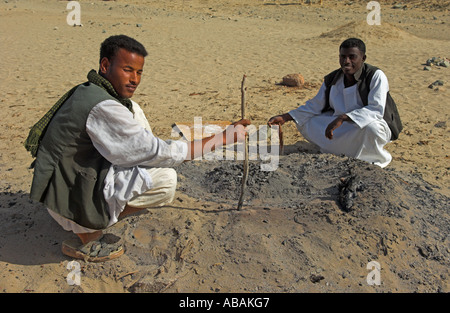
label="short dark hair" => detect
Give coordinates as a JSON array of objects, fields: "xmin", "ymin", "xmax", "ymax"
[
  {"xmin": 340, "ymin": 38, "xmax": 366, "ymax": 55},
  {"xmin": 99, "ymin": 35, "xmax": 148, "ymax": 63}
]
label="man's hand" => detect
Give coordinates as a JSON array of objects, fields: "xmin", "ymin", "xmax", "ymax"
[
  {"xmin": 267, "ymin": 113, "xmax": 292, "ymax": 126},
  {"xmin": 224, "ymin": 119, "xmax": 251, "ymax": 145},
  {"xmin": 325, "ymin": 114, "xmax": 350, "ymax": 140},
  {"xmin": 186, "ymin": 119, "xmax": 251, "ymax": 161}
]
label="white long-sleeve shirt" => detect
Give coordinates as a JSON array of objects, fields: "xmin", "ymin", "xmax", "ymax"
[
  {"xmin": 86, "ymin": 100, "xmax": 188, "ymax": 227},
  {"xmin": 289, "ymin": 69, "xmax": 389, "ymax": 128}
]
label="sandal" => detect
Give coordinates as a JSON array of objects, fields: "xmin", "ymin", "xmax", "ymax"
[{"xmin": 62, "ymin": 234, "xmax": 124, "ymax": 262}]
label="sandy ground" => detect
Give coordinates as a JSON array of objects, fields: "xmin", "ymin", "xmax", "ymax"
[{"xmin": 0, "ymin": 0, "xmax": 449, "ymax": 293}]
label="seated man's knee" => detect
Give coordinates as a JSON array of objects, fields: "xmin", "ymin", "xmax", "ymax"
[
  {"xmin": 162, "ymin": 168, "xmax": 178, "ymax": 191},
  {"xmin": 161, "ymin": 168, "xmax": 177, "ymax": 203},
  {"xmin": 127, "ymin": 168, "xmax": 178, "ymax": 208},
  {"xmin": 363, "ymin": 121, "xmax": 389, "ymax": 141},
  {"xmin": 154, "ymin": 168, "xmax": 178, "ymax": 200}
]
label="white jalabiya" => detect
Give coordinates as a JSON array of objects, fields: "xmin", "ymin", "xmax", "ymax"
[
  {"xmin": 288, "ymin": 69, "xmax": 392, "ymax": 168},
  {"xmin": 48, "ymin": 100, "xmax": 188, "ymax": 233}
]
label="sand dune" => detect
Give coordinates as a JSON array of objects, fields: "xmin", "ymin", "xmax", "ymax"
[{"xmin": 319, "ymin": 20, "xmax": 418, "ymax": 41}]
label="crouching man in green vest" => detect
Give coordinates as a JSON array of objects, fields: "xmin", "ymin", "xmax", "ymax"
[
  {"xmin": 268, "ymin": 38, "xmax": 402, "ymax": 168},
  {"xmin": 25, "ymin": 35, "xmax": 250, "ymax": 262}
]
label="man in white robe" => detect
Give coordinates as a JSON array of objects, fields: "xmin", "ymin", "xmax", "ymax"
[{"xmin": 268, "ymin": 38, "xmax": 392, "ymax": 168}]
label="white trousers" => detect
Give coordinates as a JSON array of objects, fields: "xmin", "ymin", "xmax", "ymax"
[
  {"xmin": 297, "ymin": 114, "xmax": 392, "ymax": 168},
  {"xmin": 48, "ymin": 167, "xmax": 177, "ymax": 234}
]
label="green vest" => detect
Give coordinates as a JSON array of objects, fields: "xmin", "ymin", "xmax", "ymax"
[{"xmin": 30, "ymin": 82, "xmax": 115, "ymax": 230}]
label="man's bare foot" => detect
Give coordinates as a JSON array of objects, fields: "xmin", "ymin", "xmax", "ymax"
[
  {"xmin": 118, "ymin": 205, "xmax": 146, "ymax": 220},
  {"xmin": 77, "ymin": 230, "xmax": 103, "ymax": 244}
]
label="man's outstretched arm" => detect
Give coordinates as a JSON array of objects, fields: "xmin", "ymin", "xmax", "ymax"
[{"xmin": 186, "ymin": 119, "xmax": 251, "ymax": 161}]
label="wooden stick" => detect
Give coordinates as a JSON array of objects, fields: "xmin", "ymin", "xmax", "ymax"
[
  {"xmin": 279, "ymin": 124, "xmax": 284, "ymax": 155},
  {"xmin": 240, "ymin": 75, "xmax": 246, "ymax": 119},
  {"xmin": 117, "ymin": 270, "xmax": 139, "ymax": 281},
  {"xmin": 237, "ymin": 75, "xmax": 248, "ymax": 211}
]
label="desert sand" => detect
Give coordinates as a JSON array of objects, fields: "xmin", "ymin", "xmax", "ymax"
[{"xmin": 0, "ymin": 0, "xmax": 448, "ymax": 294}]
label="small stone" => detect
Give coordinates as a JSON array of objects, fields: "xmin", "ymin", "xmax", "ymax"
[
  {"xmin": 282, "ymin": 73, "xmax": 305, "ymax": 87},
  {"xmin": 310, "ymin": 274, "xmax": 325, "ymax": 283},
  {"xmin": 440, "ymin": 60, "xmax": 450, "ymax": 67},
  {"xmin": 136, "ymin": 24, "xmax": 142, "ymax": 27},
  {"xmin": 434, "ymin": 121, "xmax": 446, "ymax": 128},
  {"xmin": 423, "ymin": 66, "xmax": 431, "ymax": 71},
  {"xmin": 428, "ymin": 80, "xmax": 444, "ymax": 89},
  {"xmin": 426, "ymin": 57, "xmax": 449, "ymax": 68}
]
